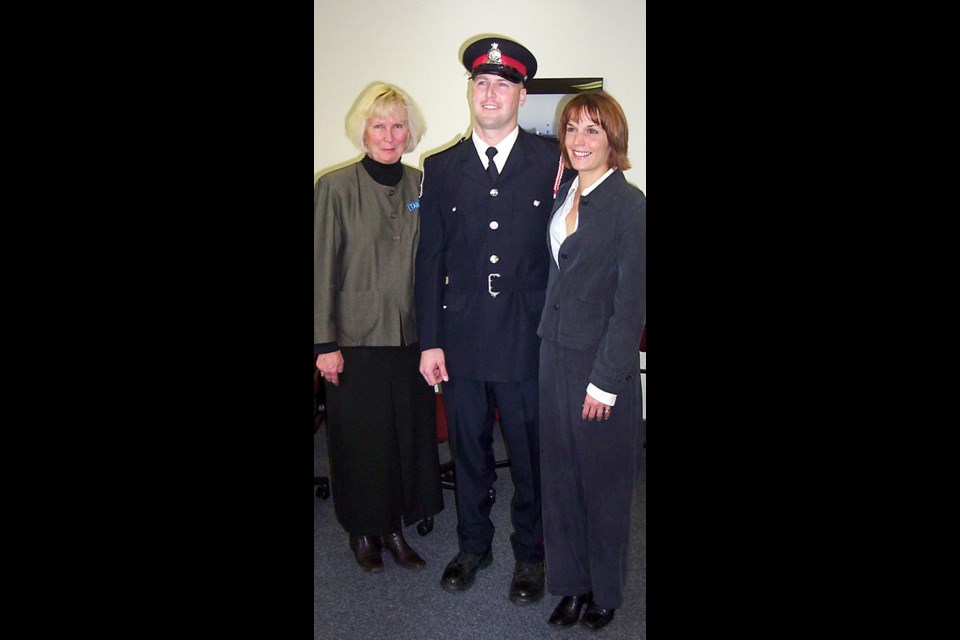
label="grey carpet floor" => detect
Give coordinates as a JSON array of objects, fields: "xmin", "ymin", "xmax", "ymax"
[{"xmin": 314, "ymin": 419, "xmax": 646, "ymax": 640}]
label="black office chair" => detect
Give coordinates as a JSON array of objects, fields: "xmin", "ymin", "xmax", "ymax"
[
  {"xmin": 419, "ymin": 387, "xmax": 509, "ymax": 536},
  {"xmin": 435, "ymin": 387, "xmax": 510, "ymax": 493},
  {"xmin": 314, "ymin": 368, "xmax": 330, "ymax": 500},
  {"xmin": 639, "ymin": 325, "xmax": 646, "ymax": 448}
]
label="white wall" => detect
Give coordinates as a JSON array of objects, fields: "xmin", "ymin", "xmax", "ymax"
[{"xmin": 314, "ymin": 0, "xmax": 646, "ymax": 194}]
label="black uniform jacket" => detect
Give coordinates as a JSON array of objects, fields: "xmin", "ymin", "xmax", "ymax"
[
  {"xmin": 415, "ymin": 130, "xmax": 562, "ymax": 381},
  {"xmin": 537, "ymin": 170, "xmax": 647, "ymax": 395}
]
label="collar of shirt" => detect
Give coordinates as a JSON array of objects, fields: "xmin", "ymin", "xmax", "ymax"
[
  {"xmin": 579, "ymin": 167, "xmax": 617, "ymax": 197},
  {"xmin": 472, "ymin": 126, "xmax": 520, "ymax": 174}
]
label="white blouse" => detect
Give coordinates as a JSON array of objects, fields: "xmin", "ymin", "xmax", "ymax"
[{"xmin": 549, "ymin": 168, "xmax": 616, "ymax": 266}]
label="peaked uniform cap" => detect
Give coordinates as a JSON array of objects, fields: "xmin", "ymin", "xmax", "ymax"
[{"xmin": 462, "ymin": 37, "xmax": 537, "ymax": 84}]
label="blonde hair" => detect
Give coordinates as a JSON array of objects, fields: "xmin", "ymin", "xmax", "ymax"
[
  {"xmin": 344, "ymin": 82, "xmax": 426, "ymax": 154},
  {"xmin": 558, "ymin": 91, "xmax": 631, "ymax": 171}
]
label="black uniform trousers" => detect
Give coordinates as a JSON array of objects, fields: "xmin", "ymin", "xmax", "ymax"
[
  {"xmin": 441, "ymin": 377, "xmax": 544, "ymax": 563},
  {"xmin": 539, "ymin": 338, "xmax": 642, "ymax": 610},
  {"xmin": 324, "ymin": 343, "xmax": 443, "ymax": 536}
]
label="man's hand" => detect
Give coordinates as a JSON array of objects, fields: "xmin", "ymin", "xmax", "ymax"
[{"xmin": 419, "ymin": 348, "xmax": 449, "ymax": 386}]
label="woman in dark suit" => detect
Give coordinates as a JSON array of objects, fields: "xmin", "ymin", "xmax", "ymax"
[
  {"xmin": 315, "ymin": 82, "xmax": 443, "ymax": 574},
  {"xmin": 536, "ymin": 91, "xmax": 646, "ymax": 631}
]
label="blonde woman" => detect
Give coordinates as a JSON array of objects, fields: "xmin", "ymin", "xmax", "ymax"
[{"xmin": 315, "ymin": 82, "xmax": 443, "ymax": 574}]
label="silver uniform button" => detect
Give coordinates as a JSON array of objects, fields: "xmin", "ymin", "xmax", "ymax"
[
  {"xmin": 489, "ymin": 221, "xmax": 499, "ymax": 229},
  {"xmin": 490, "ymin": 188, "xmax": 499, "ymax": 196},
  {"xmin": 490, "ymin": 255, "xmax": 499, "ymax": 263}
]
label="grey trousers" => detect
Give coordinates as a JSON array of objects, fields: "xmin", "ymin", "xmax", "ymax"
[{"xmin": 538, "ymin": 338, "xmax": 642, "ymax": 609}]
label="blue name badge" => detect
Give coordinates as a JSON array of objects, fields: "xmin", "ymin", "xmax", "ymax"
[{"xmin": 406, "ymin": 199, "xmax": 420, "ymax": 212}]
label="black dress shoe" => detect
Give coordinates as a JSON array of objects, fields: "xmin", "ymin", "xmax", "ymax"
[
  {"xmin": 349, "ymin": 534, "xmax": 384, "ymax": 574},
  {"xmin": 509, "ymin": 560, "xmax": 545, "ymax": 604},
  {"xmin": 380, "ymin": 531, "xmax": 426, "ymax": 570},
  {"xmin": 580, "ymin": 603, "xmax": 615, "ymax": 630},
  {"xmin": 548, "ymin": 592, "xmax": 593, "ymax": 626},
  {"xmin": 440, "ymin": 551, "xmax": 492, "ymax": 592}
]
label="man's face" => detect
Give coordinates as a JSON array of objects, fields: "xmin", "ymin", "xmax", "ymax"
[{"xmin": 470, "ymin": 73, "xmax": 526, "ymax": 134}]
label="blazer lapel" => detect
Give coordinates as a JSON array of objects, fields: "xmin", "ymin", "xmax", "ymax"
[
  {"xmin": 576, "ymin": 171, "xmax": 624, "ymax": 230},
  {"xmin": 552, "ymin": 176, "xmax": 575, "ymax": 216}
]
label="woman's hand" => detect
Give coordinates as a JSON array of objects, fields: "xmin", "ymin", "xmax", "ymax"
[
  {"xmin": 316, "ymin": 351, "xmax": 344, "ymax": 386},
  {"xmin": 581, "ymin": 394, "xmax": 612, "ymax": 421}
]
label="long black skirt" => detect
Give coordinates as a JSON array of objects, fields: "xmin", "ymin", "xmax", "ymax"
[{"xmin": 323, "ymin": 343, "xmax": 443, "ymax": 536}]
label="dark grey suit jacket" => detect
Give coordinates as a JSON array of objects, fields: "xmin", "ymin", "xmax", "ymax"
[{"xmin": 537, "ymin": 170, "xmax": 646, "ymax": 395}]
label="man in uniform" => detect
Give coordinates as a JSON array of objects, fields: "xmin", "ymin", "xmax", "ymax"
[{"xmin": 415, "ymin": 35, "xmax": 563, "ymax": 604}]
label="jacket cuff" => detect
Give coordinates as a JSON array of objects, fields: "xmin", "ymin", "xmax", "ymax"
[
  {"xmin": 586, "ymin": 383, "xmax": 617, "ymax": 406},
  {"xmin": 314, "ymin": 342, "xmax": 339, "ymax": 356}
]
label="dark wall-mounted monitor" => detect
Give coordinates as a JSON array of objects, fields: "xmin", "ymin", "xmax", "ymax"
[{"xmin": 519, "ymin": 77, "xmax": 603, "ymax": 140}]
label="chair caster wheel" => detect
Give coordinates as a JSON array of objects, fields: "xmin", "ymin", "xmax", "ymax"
[
  {"xmin": 315, "ymin": 477, "xmax": 329, "ymax": 500},
  {"xmin": 417, "ymin": 517, "xmax": 434, "ymax": 536}
]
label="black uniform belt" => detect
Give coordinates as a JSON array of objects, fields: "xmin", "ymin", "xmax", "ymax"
[{"xmin": 446, "ymin": 274, "xmax": 545, "ymax": 298}]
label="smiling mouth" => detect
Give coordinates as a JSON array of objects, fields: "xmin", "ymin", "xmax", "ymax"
[{"xmin": 573, "ymin": 151, "xmax": 591, "ymax": 158}]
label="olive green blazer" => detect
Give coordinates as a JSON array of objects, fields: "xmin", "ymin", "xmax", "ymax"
[{"xmin": 314, "ymin": 162, "xmax": 424, "ymax": 347}]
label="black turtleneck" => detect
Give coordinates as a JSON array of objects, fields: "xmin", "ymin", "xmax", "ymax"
[{"xmin": 361, "ymin": 154, "xmax": 403, "ymax": 186}]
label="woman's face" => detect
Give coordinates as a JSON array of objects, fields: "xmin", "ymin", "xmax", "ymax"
[
  {"xmin": 363, "ymin": 109, "xmax": 409, "ymax": 164},
  {"xmin": 564, "ymin": 112, "xmax": 611, "ymax": 178}
]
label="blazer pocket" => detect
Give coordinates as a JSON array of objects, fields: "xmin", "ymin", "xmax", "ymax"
[
  {"xmin": 337, "ymin": 289, "xmax": 379, "ymax": 342},
  {"xmin": 559, "ymin": 297, "xmax": 606, "ymax": 347}
]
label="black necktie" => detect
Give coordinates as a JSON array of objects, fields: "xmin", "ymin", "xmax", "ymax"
[{"xmin": 485, "ymin": 146, "xmax": 499, "ymax": 184}]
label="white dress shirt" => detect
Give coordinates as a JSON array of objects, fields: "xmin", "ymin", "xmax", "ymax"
[{"xmin": 472, "ymin": 126, "xmax": 520, "ymax": 174}]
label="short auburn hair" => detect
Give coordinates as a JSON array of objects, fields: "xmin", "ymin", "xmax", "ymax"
[{"xmin": 558, "ymin": 91, "xmax": 631, "ymax": 171}]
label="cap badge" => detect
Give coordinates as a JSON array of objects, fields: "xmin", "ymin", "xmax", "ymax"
[{"xmin": 486, "ymin": 43, "xmax": 502, "ymax": 65}]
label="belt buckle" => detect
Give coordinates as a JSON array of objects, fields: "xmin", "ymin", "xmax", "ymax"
[{"xmin": 487, "ymin": 273, "xmax": 501, "ymax": 298}]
